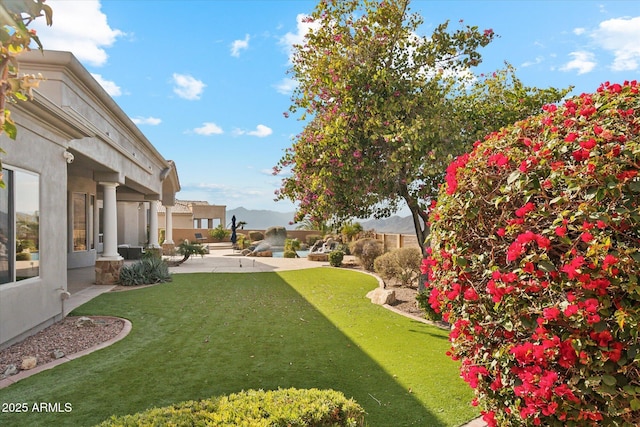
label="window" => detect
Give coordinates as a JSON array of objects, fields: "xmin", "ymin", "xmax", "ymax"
[
  {"xmin": 73, "ymin": 193, "xmax": 87, "ymax": 251},
  {"xmin": 0, "ymin": 168, "xmax": 40, "ymax": 284}
]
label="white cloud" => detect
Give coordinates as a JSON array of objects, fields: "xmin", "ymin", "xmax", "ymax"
[
  {"xmin": 131, "ymin": 116, "xmax": 161, "ymax": 126},
  {"xmin": 279, "ymin": 14, "xmax": 320, "ymax": 62},
  {"xmin": 592, "ymin": 16, "xmax": 640, "ymax": 71},
  {"xmin": 274, "ymin": 78, "xmax": 298, "ymax": 95},
  {"xmin": 231, "ymin": 34, "xmax": 250, "ymax": 57},
  {"xmin": 573, "ymin": 27, "xmax": 586, "ymax": 36},
  {"xmin": 561, "ymin": 51, "xmax": 597, "ymax": 74},
  {"xmin": 172, "ymin": 73, "xmax": 206, "ymax": 100},
  {"xmin": 193, "ymin": 122, "xmax": 223, "ymax": 136},
  {"xmin": 91, "ymin": 73, "xmax": 121, "ymax": 96},
  {"xmin": 521, "ymin": 56, "xmax": 544, "ymax": 68},
  {"xmin": 248, "ymin": 124, "xmax": 273, "ymax": 137},
  {"xmin": 234, "ymin": 124, "xmax": 273, "ymax": 138},
  {"xmin": 31, "ymin": 0, "xmax": 124, "ymax": 67}
]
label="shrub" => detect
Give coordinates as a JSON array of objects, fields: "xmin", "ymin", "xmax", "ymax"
[
  {"xmin": 209, "ymin": 224, "xmax": 229, "ymax": 241},
  {"xmin": 374, "ymin": 247, "xmax": 422, "ymax": 287},
  {"xmin": 285, "ymin": 238, "xmax": 302, "ymax": 251},
  {"xmin": 15, "ymin": 252, "xmax": 31, "ymax": 261},
  {"xmin": 249, "ymin": 231, "xmax": 264, "ymax": 241},
  {"xmin": 328, "ymin": 250, "xmax": 344, "ymax": 267},
  {"xmin": 415, "ymin": 290, "xmax": 442, "ymax": 322},
  {"xmin": 283, "ymin": 250, "xmax": 298, "ymax": 258},
  {"xmin": 119, "ymin": 257, "xmax": 171, "ymax": 286},
  {"xmin": 306, "ymin": 234, "xmax": 323, "ymax": 246},
  {"xmin": 96, "ymin": 387, "xmax": 366, "ymax": 426},
  {"xmin": 350, "ymin": 238, "xmax": 383, "ymax": 271},
  {"xmin": 424, "ymin": 81, "xmax": 640, "ymax": 426},
  {"xmin": 341, "ymin": 221, "xmax": 363, "ymax": 242}
]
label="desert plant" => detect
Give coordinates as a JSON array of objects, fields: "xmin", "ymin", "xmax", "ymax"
[
  {"xmin": 374, "ymin": 247, "xmax": 422, "ymax": 287},
  {"xmin": 97, "ymin": 387, "xmax": 365, "ymax": 426},
  {"xmin": 208, "ymin": 225, "xmax": 229, "ymax": 241},
  {"xmin": 328, "ymin": 250, "xmax": 344, "ymax": 267},
  {"xmin": 284, "ymin": 238, "xmax": 301, "ymax": 251},
  {"xmin": 119, "ymin": 257, "xmax": 171, "ymax": 286},
  {"xmin": 424, "ymin": 81, "xmax": 640, "ymax": 426},
  {"xmin": 341, "ymin": 221, "xmax": 363, "ymax": 242},
  {"xmin": 350, "ymin": 238, "xmax": 383, "ymax": 271},
  {"xmin": 174, "ymin": 240, "xmax": 207, "ymax": 266}
]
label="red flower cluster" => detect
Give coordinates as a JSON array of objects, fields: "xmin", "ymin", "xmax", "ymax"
[{"xmin": 425, "ymin": 81, "xmax": 640, "ymax": 426}]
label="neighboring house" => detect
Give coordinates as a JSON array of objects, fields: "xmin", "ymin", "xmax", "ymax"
[
  {"xmin": 156, "ymin": 200, "xmax": 226, "ymax": 238},
  {"xmin": 0, "ymin": 50, "xmax": 181, "ymax": 349}
]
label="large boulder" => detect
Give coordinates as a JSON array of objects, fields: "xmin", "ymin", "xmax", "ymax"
[
  {"xmin": 264, "ymin": 226, "xmax": 287, "ymax": 247},
  {"xmin": 366, "ymin": 288, "xmax": 396, "ymax": 305}
]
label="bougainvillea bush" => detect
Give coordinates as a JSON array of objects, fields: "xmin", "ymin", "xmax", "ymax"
[{"xmin": 423, "ymin": 81, "xmax": 639, "ymax": 426}]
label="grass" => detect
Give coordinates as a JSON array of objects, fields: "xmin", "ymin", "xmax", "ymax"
[{"xmin": 0, "ymin": 268, "xmax": 477, "ymax": 426}]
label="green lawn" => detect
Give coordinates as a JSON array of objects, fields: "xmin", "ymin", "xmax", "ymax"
[{"xmin": 0, "ymin": 268, "xmax": 477, "ymax": 426}]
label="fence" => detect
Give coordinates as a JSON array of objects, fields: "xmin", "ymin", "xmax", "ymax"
[{"xmin": 372, "ymin": 233, "xmax": 421, "ymax": 251}]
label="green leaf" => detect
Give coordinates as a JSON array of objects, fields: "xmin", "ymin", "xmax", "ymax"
[
  {"xmin": 602, "ymin": 374, "xmax": 617, "ymax": 386},
  {"xmin": 538, "ymin": 260, "xmax": 556, "ymax": 272},
  {"xmin": 631, "ymin": 398, "xmax": 640, "ymax": 411},
  {"xmin": 507, "ymin": 170, "xmax": 520, "ymax": 184}
]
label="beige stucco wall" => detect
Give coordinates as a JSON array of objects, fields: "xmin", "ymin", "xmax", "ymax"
[
  {"xmin": 0, "ymin": 50, "xmax": 181, "ymax": 348},
  {"xmin": 0, "ymin": 110, "xmax": 68, "ymax": 348}
]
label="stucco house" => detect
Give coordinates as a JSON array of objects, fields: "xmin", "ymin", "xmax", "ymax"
[{"xmin": 0, "ymin": 50, "xmax": 181, "ymax": 349}]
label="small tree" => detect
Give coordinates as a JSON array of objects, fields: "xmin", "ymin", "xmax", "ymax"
[{"xmin": 174, "ymin": 240, "xmax": 207, "ymax": 266}]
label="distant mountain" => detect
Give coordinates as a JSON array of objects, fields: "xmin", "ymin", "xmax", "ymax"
[
  {"xmin": 360, "ymin": 215, "xmax": 415, "ymax": 234},
  {"xmin": 227, "ymin": 207, "xmax": 297, "ymax": 230},
  {"xmin": 227, "ymin": 207, "xmax": 416, "ymax": 233}
]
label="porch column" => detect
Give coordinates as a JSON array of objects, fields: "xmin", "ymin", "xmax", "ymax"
[
  {"xmin": 149, "ymin": 201, "xmax": 160, "ymax": 248},
  {"xmin": 163, "ymin": 205, "xmax": 174, "ymax": 244},
  {"xmin": 95, "ymin": 181, "xmax": 123, "ymax": 286},
  {"xmin": 93, "ymin": 195, "xmax": 100, "ymax": 250},
  {"xmin": 99, "ymin": 182, "xmax": 121, "ymax": 260}
]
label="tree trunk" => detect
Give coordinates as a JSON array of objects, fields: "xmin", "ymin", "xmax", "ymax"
[{"xmin": 399, "ymin": 184, "xmax": 429, "ymax": 255}]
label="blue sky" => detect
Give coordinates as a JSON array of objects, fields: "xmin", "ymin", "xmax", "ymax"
[{"xmin": 31, "ymin": 1, "xmax": 640, "ymax": 214}]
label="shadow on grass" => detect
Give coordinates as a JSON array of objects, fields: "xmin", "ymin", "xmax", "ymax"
[{"xmin": 0, "ymin": 268, "xmax": 475, "ymax": 427}]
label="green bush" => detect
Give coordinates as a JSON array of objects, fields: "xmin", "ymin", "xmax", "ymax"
[
  {"xmin": 424, "ymin": 81, "xmax": 640, "ymax": 426},
  {"xmin": 374, "ymin": 247, "xmax": 422, "ymax": 288},
  {"xmin": 119, "ymin": 256, "xmax": 171, "ymax": 286},
  {"xmin": 415, "ymin": 290, "xmax": 442, "ymax": 322},
  {"xmin": 249, "ymin": 231, "xmax": 264, "ymax": 241},
  {"xmin": 209, "ymin": 225, "xmax": 230, "ymax": 241},
  {"xmin": 349, "ymin": 238, "xmax": 383, "ymax": 271},
  {"xmin": 96, "ymin": 387, "xmax": 365, "ymax": 426},
  {"xmin": 283, "ymin": 250, "xmax": 298, "ymax": 258},
  {"xmin": 285, "ymin": 238, "xmax": 302, "ymax": 251},
  {"xmin": 306, "ymin": 234, "xmax": 323, "ymax": 246},
  {"xmin": 15, "ymin": 252, "xmax": 31, "ymax": 261},
  {"xmin": 328, "ymin": 250, "xmax": 344, "ymax": 267}
]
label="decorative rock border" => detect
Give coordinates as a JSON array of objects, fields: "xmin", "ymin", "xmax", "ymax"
[{"xmin": 0, "ymin": 317, "xmax": 132, "ymax": 390}]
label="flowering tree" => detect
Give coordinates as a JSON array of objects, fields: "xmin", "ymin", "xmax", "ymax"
[
  {"xmin": 275, "ymin": 0, "xmax": 568, "ymax": 252},
  {"xmin": 0, "ymin": 0, "xmax": 52, "ymax": 182},
  {"xmin": 424, "ymin": 81, "xmax": 639, "ymax": 426}
]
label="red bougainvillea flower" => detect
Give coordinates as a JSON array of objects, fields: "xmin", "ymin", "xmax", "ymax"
[{"xmin": 427, "ymin": 81, "xmax": 639, "ymax": 427}]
